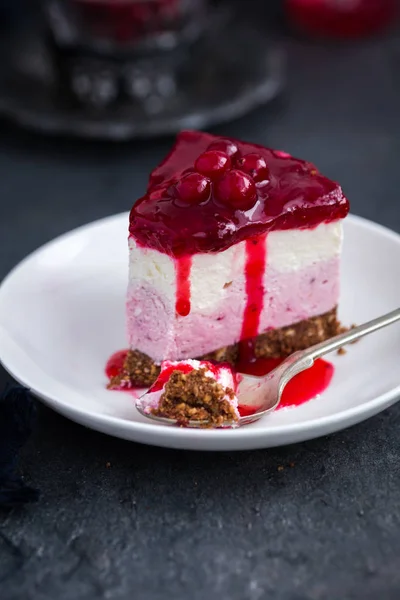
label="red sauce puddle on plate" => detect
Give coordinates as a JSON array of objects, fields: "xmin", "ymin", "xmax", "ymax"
[
  {"xmin": 236, "ymin": 340, "xmax": 334, "ymax": 414},
  {"xmin": 105, "ymin": 349, "xmax": 129, "ymax": 381}
]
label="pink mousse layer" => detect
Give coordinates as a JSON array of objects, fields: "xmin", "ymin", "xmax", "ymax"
[{"xmin": 127, "ymin": 257, "xmax": 340, "ymax": 363}]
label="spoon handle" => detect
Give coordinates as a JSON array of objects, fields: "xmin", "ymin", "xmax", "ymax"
[{"xmin": 304, "ymin": 307, "xmax": 400, "ymax": 362}]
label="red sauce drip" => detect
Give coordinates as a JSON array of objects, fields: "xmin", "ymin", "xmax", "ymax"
[
  {"xmin": 241, "ymin": 235, "xmax": 267, "ymax": 341},
  {"xmin": 130, "ymin": 130, "xmax": 349, "ymax": 257},
  {"xmin": 237, "ymin": 351, "xmax": 334, "ymax": 413},
  {"xmin": 105, "ymin": 349, "xmax": 129, "ymax": 380},
  {"xmin": 175, "ymin": 255, "xmax": 192, "ymax": 317}
]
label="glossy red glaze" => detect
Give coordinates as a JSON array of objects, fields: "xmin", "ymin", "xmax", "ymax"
[{"xmin": 130, "ymin": 131, "xmax": 349, "ymax": 256}]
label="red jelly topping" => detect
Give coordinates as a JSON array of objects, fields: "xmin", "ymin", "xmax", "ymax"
[{"xmin": 129, "ymin": 130, "xmax": 349, "ymax": 256}]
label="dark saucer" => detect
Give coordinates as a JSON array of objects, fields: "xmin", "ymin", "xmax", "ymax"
[{"xmin": 0, "ymin": 9, "xmax": 285, "ymax": 141}]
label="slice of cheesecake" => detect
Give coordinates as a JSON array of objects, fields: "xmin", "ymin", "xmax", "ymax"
[
  {"xmin": 119, "ymin": 130, "xmax": 349, "ymax": 387},
  {"xmin": 137, "ymin": 359, "xmax": 240, "ymax": 427}
]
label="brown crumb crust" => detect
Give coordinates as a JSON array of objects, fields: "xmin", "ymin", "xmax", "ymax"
[
  {"xmin": 252, "ymin": 307, "xmax": 340, "ymax": 358},
  {"xmin": 152, "ymin": 368, "xmax": 238, "ymax": 427},
  {"xmin": 201, "ymin": 344, "xmax": 239, "ymax": 366},
  {"xmin": 108, "ymin": 349, "xmax": 161, "ymax": 390},
  {"xmin": 113, "ymin": 308, "xmax": 342, "ymax": 388}
]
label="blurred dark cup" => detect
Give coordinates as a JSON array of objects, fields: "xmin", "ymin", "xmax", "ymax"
[
  {"xmin": 41, "ymin": 0, "xmax": 208, "ymax": 110},
  {"xmin": 43, "ymin": 0, "xmax": 206, "ymax": 55}
]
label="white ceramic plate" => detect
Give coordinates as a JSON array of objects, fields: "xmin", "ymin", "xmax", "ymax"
[{"xmin": 0, "ymin": 213, "xmax": 399, "ymax": 451}]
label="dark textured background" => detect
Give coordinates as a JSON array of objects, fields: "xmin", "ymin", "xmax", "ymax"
[{"xmin": 1, "ymin": 14, "xmax": 400, "ymax": 600}]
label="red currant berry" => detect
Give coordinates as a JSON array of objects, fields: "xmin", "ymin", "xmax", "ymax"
[
  {"xmin": 237, "ymin": 153, "xmax": 269, "ymax": 183},
  {"xmin": 175, "ymin": 172, "xmax": 211, "ymax": 204},
  {"xmin": 194, "ymin": 150, "xmax": 231, "ymax": 180},
  {"xmin": 208, "ymin": 139, "xmax": 239, "ymax": 158},
  {"xmin": 214, "ymin": 169, "xmax": 257, "ymax": 210}
]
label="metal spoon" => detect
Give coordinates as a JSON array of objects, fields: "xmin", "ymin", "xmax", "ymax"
[{"xmin": 136, "ymin": 307, "xmax": 400, "ymax": 428}]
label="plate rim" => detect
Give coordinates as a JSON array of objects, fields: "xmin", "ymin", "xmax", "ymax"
[{"xmin": 1, "ymin": 212, "xmax": 400, "ymax": 448}]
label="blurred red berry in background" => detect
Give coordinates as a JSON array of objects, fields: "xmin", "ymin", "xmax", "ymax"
[{"xmin": 286, "ymin": 0, "xmax": 397, "ymax": 38}]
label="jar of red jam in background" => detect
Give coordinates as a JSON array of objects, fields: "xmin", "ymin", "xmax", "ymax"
[{"xmin": 286, "ymin": 0, "xmax": 397, "ymax": 38}]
